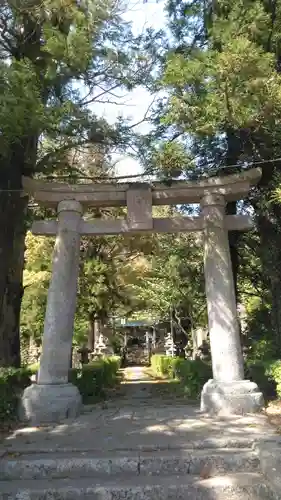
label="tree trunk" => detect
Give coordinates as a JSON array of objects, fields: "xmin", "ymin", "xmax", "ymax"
[
  {"xmin": 225, "ymin": 128, "xmax": 242, "ymax": 304},
  {"xmin": 270, "ymin": 284, "xmax": 281, "ymax": 356},
  {"xmin": 0, "ymin": 167, "xmax": 28, "ymax": 367},
  {"xmin": 256, "ymin": 211, "xmax": 281, "ymax": 356},
  {"xmin": 251, "ymin": 159, "xmax": 281, "ymax": 355},
  {"xmin": 226, "ymin": 200, "xmax": 240, "ymax": 301},
  {"xmin": 87, "ymin": 315, "xmax": 96, "ymax": 351},
  {"xmin": 0, "ymin": 11, "xmax": 42, "ymax": 367},
  {"xmin": 87, "ymin": 317, "xmax": 102, "ymax": 351}
]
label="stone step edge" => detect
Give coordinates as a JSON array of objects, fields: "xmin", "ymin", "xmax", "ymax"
[
  {"xmin": 0, "ymin": 438, "xmax": 263, "ymax": 455},
  {"xmin": 0, "ymin": 447, "xmax": 255, "ymax": 460},
  {"xmin": 0, "ymin": 472, "xmax": 271, "ymax": 496},
  {"xmin": 0, "ymin": 449, "xmax": 260, "ymax": 482},
  {"xmin": 254, "ymin": 441, "xmax": 281, "ymax": 499}
]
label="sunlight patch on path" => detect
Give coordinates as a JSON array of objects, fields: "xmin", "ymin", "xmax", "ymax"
[{"xmin": 121, "ymin": 366, "xmax": 157, "ymax": 384}]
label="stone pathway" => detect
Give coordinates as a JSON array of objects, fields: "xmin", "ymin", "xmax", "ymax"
[
  {"xmin": 0, "ymin": 366, "xmax": 280, "ymax": 499},
  {"xmin": 122, "ymin": 366, "xmax": 151, "ymax": 381},
  {"xmin": 114, "ymin": 365, "xmax": 194, "ymax": 404}
]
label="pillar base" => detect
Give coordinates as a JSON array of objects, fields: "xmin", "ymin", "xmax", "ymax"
[
  {"xmin": 19, "ymin": 383, "xmax": 82, "ymax": 425},
  {"xmin": 200, "ymin": 379, "xmax": 264, "ymax": 415}
]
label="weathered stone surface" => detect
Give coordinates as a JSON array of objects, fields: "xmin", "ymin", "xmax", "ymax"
[
  {"xmin": 22, "ymin": 167, "xmax": 262, "ymax": 207},
  {"xmin": 2, "ymin": 383, "xmax": 278, "ymax": 500},
  {"xmin": 5, "ymin": 400, "xmax": 274, "ymax": 455},
  {"xmin": 38, "ymin": 200, "xmax": 82, "ymax": 386},
  {"xmin": 0, "ymin": 449, "xmax": 259, "ymax": 481},
  {"xmin": 31, "ymin": 214, "xmax": 254, "ymax": 237},
  {"xmin": 127, "ymin": 185, "xmax": 153, "ymax": 231},
  {"xmin": 0, "ymin": 473, "xmax": 275, "ymax": 500},
  {"xmin": 201, "ymin": 194, "xmax": 244, "ymax": 383},
  {"xmin": 94, "ymin": 332, "xmax": 113, "ymax": 356},
  {"xmin": 19, "ymin": 383, "xmax": 82, "ymax": 425},
  {"xmin": 254, "ymin": 439, "xmax": 281, "ymax": 499},
  {"xmin": 201, "ymin": 379, "xmax": 264, "ymax": 415},
  {"xmin": 139, "ymin": 449, "xmax": 259, "ymax": 476}
]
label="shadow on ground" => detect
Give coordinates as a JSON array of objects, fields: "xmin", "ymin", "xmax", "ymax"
[{"xmin": 0, "ymin": 366, "xmax": 278, "ymax": 499}]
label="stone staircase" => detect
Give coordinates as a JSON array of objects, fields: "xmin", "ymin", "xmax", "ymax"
[
  {"xmin": 0, "ymin": 368, "xmax": 279, "ymax": 499},
  {"xmin": 0, "ymin": 438, "xmax": 278, "ymax": 499}
]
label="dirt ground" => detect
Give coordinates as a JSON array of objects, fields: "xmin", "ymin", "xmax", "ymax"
[{"xmin": 264, "ymin": 400, "xmax": 281, "ymax": 432}]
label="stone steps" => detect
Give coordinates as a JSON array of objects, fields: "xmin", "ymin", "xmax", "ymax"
[
  {"xmin": 0, "ymin": 472, "xmax": 276, "ymax": 500},
  {"xmin": 0, "ymin": 403, "xmax": 278, "ymax": 500},
  {"xmin": 0, "ymin": 448, "xmax": 259, "ymax": 480},
  {"xmin": 0, "ymin": 446, "xmax": 277, "ymax": 499},
  {"xmin": 0, "ymin": 436, "xmax": 270, "ymax": 454}
]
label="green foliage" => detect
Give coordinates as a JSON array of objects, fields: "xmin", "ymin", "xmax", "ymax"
[
  {"xmin": 21, "ymin": 232, "xmax": 53, "ymax": 342},
  {"xmin": 145, "ymin": 0, "xmax": 281, "ymax": 358},
  {"xmin": 0, "ymin": 368, "xmax": 33, "ymax": 423},
  {"xmin": 245, "ymin": 361, "xmax": 276, "ymax": 400},
  {"xmin": 246, "ymin": 338, "xmax": 276, "ymax": 364},
  {"xmin": 172, "ymin": 357, "xmax": 212, "ymax": 397},
  {"xmin": 265, "ymin": 361, "xmax": 281, "ymax": 399},
  {"xmin": 161, "ymin": 0, "xmax": 281, "ymax": 137},
  {"xmin": 27, "ymin": 363, "xmax": 40, "ymax": 374},
  {"xmin": 149, "ymin": 142, "xmax": 194, "ymax": 179},
  {"xmin": 150, "ymin": 355, "xmax": 211, "ymax": 399},
  {"xmin": 129, "ymin": 227, "xmax": 206, "ymax": 329},
  {"xmin": 163, "ymin": 40, "xmax": 281, "ymax": 135},
  {"xmin": 110, "ymin": 336, "xmax": 123, "ymax": 355},
  {"xmin": 77, "ymin": 230, "xmax": 160, "ymax": 328},
  {"xmin": 0, "ymin": 0, "xmax": 160, "ymax": 366},
  {"xmin": 0, "ymin": 61, "xmax": 45, "ymax": 154},
  {"xmin": 245, "ymin": 359, "xmax": 281, "ymax": 400},
  {"xmin": 151, "ymin": 354, "xmax": 174, "ymax": 377},
  {"xmin": 69, "ymin": 356, "xmax": 120, "ymax": 403},
  {"xmin": 0, "ymin": 0, "xmax": 148, "ymax": 166},
  {"xmin": 18, "ymin": 0, "xmax": 281, "ymax": 373},
  {"xmin": 0, "ymin": 357, "xmax": 120, "ymax": 423}
]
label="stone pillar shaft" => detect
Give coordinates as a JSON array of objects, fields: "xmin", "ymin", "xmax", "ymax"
[
  {"xmin": 202, "ymin": 194, "xmax": 244, "ymax": 382},
  {"xmin": 38, "ymin": 200, "xmax": 82, "ymax": 385}
]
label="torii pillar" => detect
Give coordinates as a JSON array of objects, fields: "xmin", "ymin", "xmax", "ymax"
[
  {"xmin": 21, "ymin": 201, "xmax": 83, "ymax": 424},
  {"xmin": 200, "ymin": 193, "xmax": 263, "ymax": 414},
  {"xmin": 20, "ymin": 169, "xmax": 264, "ymax": 423}
]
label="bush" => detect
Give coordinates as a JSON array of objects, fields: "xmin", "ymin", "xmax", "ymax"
[
  {"xmin": 151, "ymin": 355, "xmax": 174, "ymax": 377},
  {"xmin": 244, "ymin": 359, "xmax": 281, "ymax": 400},
  {"xmin": 27, "ymin": 363, "xmax": 39, "ymax": 374},
  {"xmin": 246, "ymin": 339, "xmax": 276, "ymax": 363},
  {"xmin": 0, "ymin": 367, "xmax": 33, "ymax": 423},
  {"xmin": 172, "ymin": 357, "xmax": 212, "ymax": 398},
  {"xmin": 151, "ymin": 355, "xmax": 281, "ymax": 402},
  {"xmin": 245, "ymin": 360, "xmax": 277, "ymax": 400},
  {"xmin": 150, "ymin": 355, "xmax": 212, "ymax": 399},
  {"xmin": 265, "ymin": 360, "xmax": 281, "ymax": 398},
  {"xmin": 0, "ymin": 356, "xmax": 121, "ymax": 422},
  {"xmin": 69, "ymin": 356, "xmax": 121, "ymax": 404}
]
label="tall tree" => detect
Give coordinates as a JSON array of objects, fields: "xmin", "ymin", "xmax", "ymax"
[
  {"xmin": 153, "ymin": 0, "xmax": 281, "ymax": 353},
  {"xmin": 0, "ymin": 0, "xmax": 154, "ymax": 366}
]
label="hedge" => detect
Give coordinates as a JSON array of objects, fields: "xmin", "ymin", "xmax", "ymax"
[
  {"xmin": 150, "ymin": 354, "xmax": 281, "ymax": 401},
  {"xmin": 150, "ymin": 355, "xmax": 212, "ymax": 399},
  {"xmin": 266, "ymin": 360, "xmax": 281, "ymax": 397},
  {"xmin": 69, "ymin": 356, "xmax": 121, "ymax": 403},
  {"xmin": 245, "ymin": 359, "xmax": 281, "ymax": 400},
  {"xmin": 0, "ymin": 367, "xmax": 34, "ymax": 423},
  {"xmin": 151, "ymin": 354, "xmax": 174, "ymax": 378},
  {"xmin": 245, "ymin": 360, "xmax": 277, "ymax": 400},
  {"xmin": 0, "ymin": 356, "xmax": 121, "ymax": 423}
]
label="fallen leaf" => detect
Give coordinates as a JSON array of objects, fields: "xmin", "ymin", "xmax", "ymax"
[{"xmin": 200, "ymin": 463, "xmax": 213, "ymax": 479}]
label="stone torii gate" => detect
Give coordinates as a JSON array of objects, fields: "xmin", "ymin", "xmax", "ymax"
[{"xmin": 21, "ymin": 168, "xmax": 264, "ymax": 424}]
